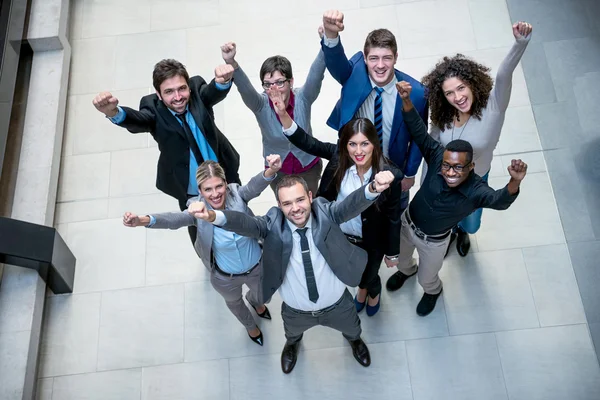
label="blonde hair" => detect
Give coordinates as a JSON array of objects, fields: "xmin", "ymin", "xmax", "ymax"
[{"xmin": 196, "ymin": 160, "xmax": 227, "ymax": 190}]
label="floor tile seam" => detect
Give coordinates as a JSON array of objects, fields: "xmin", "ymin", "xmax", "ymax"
[
  {"xmin": 47, "ymin": 279, "xmax": 211, "ymax": 299},
  {"xmin": 445, "ymin": 322, "xmax": 589, "ymax": 339},
  {"xmin": 402, "ymin": 340, "xmax": 416, "ymax": 400},
  {"xmin": 463, "ymin": 240, "xmax": 567, "ymax": 256},
  {"xmin": 40, "ymin": 365, "xmax": 143, "ymax": 380},
  {"xmin": 0, "ymin": 328, "xmax": 33, "ymax": 335},
  {"xmin": 492, "ymin": 331, "xmax": 511, "ymax": 400},
  {"xmin": 519, "ymin": 248, "xmax": 543, "ymax": 329},
  {"xmin": 493, "ymin": 149, "xmax": 548, "ymax": 157},
  {"xmin": 562, "ymin": 242, "xmax": 594, "ymax": 325}
]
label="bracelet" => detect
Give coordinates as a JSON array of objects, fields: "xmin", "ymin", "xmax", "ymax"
[{"xmin": 369, "ymin": 181, "xmax": 377, "ymax": 193}]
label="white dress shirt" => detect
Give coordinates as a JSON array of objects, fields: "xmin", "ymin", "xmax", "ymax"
[
  {"xmin": 279, "ymin": 216, "xmax": 347, "ymax": 311},
  {"xmin": 337, "ymin": 166, "xmax": 372, "ymax": 238}
]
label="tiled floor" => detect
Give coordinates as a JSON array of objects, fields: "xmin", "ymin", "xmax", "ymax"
[{"xmin": 41, "ymin": 0, "xmax": 600, "ymax": 399}]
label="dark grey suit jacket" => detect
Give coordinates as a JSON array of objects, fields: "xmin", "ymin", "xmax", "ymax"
[
  {"xmin": 148, "ymin": 171, "xmax": 271, "ymax": 271},
  {"xmin": 219, "ymin": 185, "xmax": 376, "ymax": 303}
]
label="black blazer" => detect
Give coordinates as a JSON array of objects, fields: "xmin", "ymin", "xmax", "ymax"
[
  {"xmin": 119, "ymin": 76, "xmax": 240, "ymax": 206},
  {"xmin": 286, "ymin": 126, "xmax": 403, "ymax": 256}
]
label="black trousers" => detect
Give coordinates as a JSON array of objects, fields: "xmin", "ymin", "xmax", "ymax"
[
  {"xmin": 351, "ymin": 240, "xmax": 384, "ymax": 298},
  {"xmin": 179, "ymin": 196, "xmax": 196, "ymax": 245}
]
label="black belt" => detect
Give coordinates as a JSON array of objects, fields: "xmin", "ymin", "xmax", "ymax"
[
  {"xmin": 344, "ymin": 234, "xmax": 364, "ymax": 245},
  {"xmin": 285, "ymin": 291, "xmax": 346, "ymax": 317},
  {"xmin": 214, "ymin": 261, "xmax": 259, "ymax": 278},
  {"xmin": 404, "ymin": 211, "xmax": 451, "ymax": 242}
]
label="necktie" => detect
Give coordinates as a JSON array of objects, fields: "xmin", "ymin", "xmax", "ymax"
[
  {"xmin": 295, "ymin": 228, "xmax": 319, "ymax": 303},
  {"xmin": 373, "ymin": 87, "xmax": 384, "ymax": 145},
  {"xmin": 175, "ymin": 111, "xmax": 204, "ymax": 165}
]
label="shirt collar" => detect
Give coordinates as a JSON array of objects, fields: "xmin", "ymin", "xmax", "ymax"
[
  {"xmin": 286, "ymin": 213, "xmax": 312, "ymax": 234},
  {"xmin": 436, "ymin": 169, "xmax": 476, "ymax": 196},
  {"xmin": 369, "ymin": 75, "xmax": 398, "ymax": 95},
  {"xmin": 349, "ymin": 164, "xmax": 373, "ymax": 180},
  {"xmin": 167, "ymin": 105, "xmax": 189, "ymax": 117}
]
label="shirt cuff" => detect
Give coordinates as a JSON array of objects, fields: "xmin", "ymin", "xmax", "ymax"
[
  {"xmin": 323, "ymin": 35, "xmax": 340, "ymax": 48},
  {"xmin": 282, "ymin": 121, "xmax": 298, "ymax": 136},
  {"xmin": 364, "ymin": 185, "xmax": 380, "ymax": 200},
  {"xmin": 215, "ymin": 81, "xmax": 232, "ymax": 90},
  {"xmin": 404, "ymin": 175, "xmax": 415, "ymax": 179},
  {"xmin": 212, "ymin": 210, "xmax": 227, "ymax": 226},
  {"xmin": 107, "ymin": 106, "xmax": 126, "ymax": 124},
  {"xmin": 146, "ymin": 215, "xmax": 156, "ymax": 228},
  {"xmin": 262, "ymin": 171, "xmax": 277, "ymax": 182}
]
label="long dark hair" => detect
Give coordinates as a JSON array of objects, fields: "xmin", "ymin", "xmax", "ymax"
[{"xmin": 334, "ymin": 118, "xmax": 385, "ymax": 192}]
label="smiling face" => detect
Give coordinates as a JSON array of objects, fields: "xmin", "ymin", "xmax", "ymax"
[
  {"xmin": 347, "ymin": 132, "xmax": 374, "ymax": 168},
  {"xmin": 277, "ymin": 183, "xmax": 313, "ymax": 228},
  {"xmin": 157, "ymin": 75, "xmax": 190, "ymax": 114},
  {"xmin": 199, "ymin": 176, "xmax": 227, "ymax": 210},
  {"xmin": 440, "ymin": 150, "xmax": 474, "ymax": 187},
  {"xmin": 365, "ymin": 47, "xmax": 398, "ymax": 87},
  {"xmin": 442, "ymin": 77, "xmax": 474, "ymax": 115}
]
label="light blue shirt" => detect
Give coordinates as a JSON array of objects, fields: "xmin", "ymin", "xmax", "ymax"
[{"xmin": 108, "ymin": 81, "xmax": 232, "ymax": 195}]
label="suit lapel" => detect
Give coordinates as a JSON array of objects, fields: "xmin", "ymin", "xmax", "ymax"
[
  {"xmin": 280, "ymin": 218, "xmax": 293, "ymax": 276},
  {"xmin": 389, "ymin": 70, "xmax": 407, "ymax": 147},
  {"xmin": 310, "ymin": 207, "xmax": 331, "ymax": 258}
]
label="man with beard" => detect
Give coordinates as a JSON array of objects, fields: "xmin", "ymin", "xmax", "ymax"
[
  {"xmin": 93, "ymin": 59, "xmax": 240, "ymax": 243},
  {"xmin": 188, "ymin": 171, "xmax": 395, "ymax": 373}
]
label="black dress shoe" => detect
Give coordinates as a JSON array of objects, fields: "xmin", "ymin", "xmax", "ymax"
[
  {"xmin": 445, "ymin": 232, "xmax": 457, "ymax": 257},
  {"xmin": 248, "ymin": 330, "xmax": 264, "ymax": 346},
  {"xmin": 348, "ymin": 338, "xmax": 371, "ymax": 367},
  {"xmin": 251, "ymin": 304, "xmax": 272, "ymax": 320},
  {"xmin": 416, "ymin": 290, "xmax": 443, "ymax": 316},
  {"xmin": 456, "ymin": 227, "xmax": 470, "ymax": 257},
  {"xmin": 386, "ymin": 270, "xmax": 417, "ymax": 291},
  {"xmin": 281, "ymin": 340, "xmax": 301, "ymax": 374}
]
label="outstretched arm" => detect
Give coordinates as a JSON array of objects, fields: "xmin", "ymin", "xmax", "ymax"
[
  {"xmin": 492, "ymin": 21, "xmax": 532, "ymax": 111},
  {"xmin": 328, "ymin": 171, "xmax": 394, "ymax": 224},
  {"xmin": 396, "ymin": 81, "xmax": 444, "ymax": 164},
  {"xmin": 198, "ymin": 65, "xmax": 234, "ymax": 109},
  {"xmin": 477, "ymin": 159, "xmax": 527, "ymax": 210},
  {"xmin": 238, "ymin": 154, "xmax": 282, "ymax": 202},
  {"xmin": 221, "ymin": 42, "xmax": 265, "ymax": 113},
  {"xmin": 321, "ymin": 10, "xmax": 353, "ymax": 85},
  {"xmin": 187, "ymin": 201, "xmax": 269, "ymax": 239},
  {"xmin": 122, "ymin": 211, "xmax": 195, "ymax": 230},
  {"xmin": 301, "ymin": 47, "xmax": 327, "ymax": 104}
]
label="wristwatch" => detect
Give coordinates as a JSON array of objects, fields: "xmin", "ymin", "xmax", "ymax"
[
  {"xmin": 384, "ymin": 255, "xmax": 399, "ymax": 261},
  {"xmin": 369, "ymin": 180, "xmax": 377, "ymax": 193}
]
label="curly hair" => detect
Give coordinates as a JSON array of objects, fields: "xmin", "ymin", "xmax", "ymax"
[{"xmin": 421, "ymin": 54, "xmax": 493, "ymax": 130}]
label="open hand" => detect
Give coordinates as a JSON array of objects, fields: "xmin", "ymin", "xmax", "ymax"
[
  {"xmin": 220, "ymin": 42, "xmax": 237, "ymax": 64},
  {"xmin": 322, "ymin": 10, "xmax": 344, "ymax": 39},
  {"xmin": 92, "ymin": 92, "xmax": 119, "ymax": 118},
  {"xmin": 214, "ymin": 64, "xmax": 234, "ymax": 84},
  {"xmin": 507, "ymin": 159, "xmax": 528, "ymax": 181},
  {"xmin": 267, "ymin": 89, "xmax": 287, "ymax": 115},
  {"xmin": 373, "ymin": 170, "xmax": 395, "ymax": 193},
  {"xmin": 123, "ymin": 212, "xmax": 141, "ymax": 227},
  {"xmin": 512, "ymin": 21, "xmax": 532, "ymax": 39}
]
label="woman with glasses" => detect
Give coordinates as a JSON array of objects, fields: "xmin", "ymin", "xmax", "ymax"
[
  {"xmin": 220, "ymin": 35, "xmax": 326, "ymax": 195},
  {"xmin": 421, "ymin": 21, "xmax": 532, "ymax": 257},
  {"xmin": 269, "ymin": 90, "xmax": 403, "ymax": 317}
]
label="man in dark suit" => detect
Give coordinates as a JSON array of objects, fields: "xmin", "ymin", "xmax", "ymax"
[
  {"xmin": 93, "ymin": 59, "xmax": 241, "ymax": 242},
  {"xmin": 320, "ymin": 10, "xmax": 429, "ymax": 211},
  {"xmin": 189, "ymin": 172, "xmax": 395, "ymax": 373}
]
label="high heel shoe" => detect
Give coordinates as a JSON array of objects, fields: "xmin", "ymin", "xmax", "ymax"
[
  {"xmin": 251, "ymin": 304, "xmax": 272, "ymax": 320},
  {"xmin": 366, "ymin": 295, "xmax": 381, "ymax": 317},
  {"xmin": 248, "ymin": 329, "xmax": 264, "ymax": 346},
  {"xmin": 354, "ymin": 295, "xmax": 366, "ymax": 313}
]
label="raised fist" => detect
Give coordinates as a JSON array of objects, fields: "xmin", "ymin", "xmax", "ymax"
[
  {"xmin": 123, "ymin": 212, "xmax": 141, "ymax": 227},
  {"xmin": 266, "ymin": 154, "xmax": 282, "ymax": 172},
  {"xmin": 214, "ymin": 64, "xmax": 235, "ymax": 84},
  {"xmin": 373, "ymin": 170, "xmax": 395, "ymax": 193},
  {"xmin": 322, "ymin": 10, "xmax": 344, "ymax": 39},
  {"xmin": 396, "ymin": 81, "xmax": 412, "ymax": 99},
  {"xmin": 187, "ymin": 201, "xmax": 210, "ymax": 220},
  {"xmin": 220, "ymin": 42, "xmax": 237, "ymax": 65},
  {"xmin": 507, "ymin": 159, "xmax": 528, "ymax": 181},
  {"xmin": 512, "ymin": 21, "xmax": 532, "ymax": 39},
  {"xmin": 93, "ymin": 92, "xmax": 119, "ymax": 118}
]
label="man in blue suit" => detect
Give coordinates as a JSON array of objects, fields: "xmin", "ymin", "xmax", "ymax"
[{"xmin": 320, "ymin": 10, "xmax": 428, "ymax": 211}]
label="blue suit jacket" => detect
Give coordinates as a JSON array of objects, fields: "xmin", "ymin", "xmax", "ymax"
[{"xmin": 322, "ymin": 39, "xmax": 428, "ymax": 177}]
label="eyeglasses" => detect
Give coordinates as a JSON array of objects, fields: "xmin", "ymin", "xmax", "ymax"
[
  {"xmin": 441, "ymin": 162, "xmax": 471, "ymax": 172},
  {"xmin": 262, "ymin": 79, "xmax": 289, "ymax": 90}
]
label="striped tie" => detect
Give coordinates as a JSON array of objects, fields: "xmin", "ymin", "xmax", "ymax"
[
  {"xmin": 295, "ymin": 228, "xmax": 319, "ymax": 303},
  {"xmin": 374, "ymin": 87, "xmax": 384, "ymax": 145}
]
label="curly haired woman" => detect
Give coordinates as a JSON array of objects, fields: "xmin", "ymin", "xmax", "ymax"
[{"xmin": 421, "ymin": 21, "xmax": 532, "ymax": 257}]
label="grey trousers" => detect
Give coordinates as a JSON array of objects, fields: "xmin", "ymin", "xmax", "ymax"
[
  {"xmin": 281, "ymin": 289, "xmax": 362, "ymax": 344},
  {"xmin": 269, "ymin": 159, "xmax": 323, "ymax": 196},
  {"xmin": 209, "ymin": 264, "xmax": 262, "ymax": 331},
  {"xmin": 397, "ymin": 211, "xmax": 450, "ymax": 295}
]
